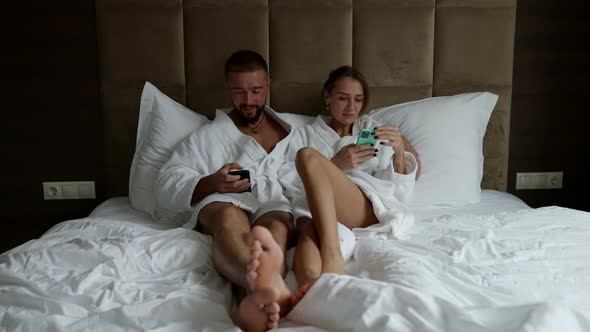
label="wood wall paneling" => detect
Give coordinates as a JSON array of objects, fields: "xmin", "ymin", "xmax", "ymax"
[{"xmin": 1, "ymin": 0, "xmax": 589, "ymax": 253}]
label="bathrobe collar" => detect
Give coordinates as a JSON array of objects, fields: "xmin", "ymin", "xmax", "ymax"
[{"xmin": 213, "ymin": 106, "xmax": 294, "ymax": 159}]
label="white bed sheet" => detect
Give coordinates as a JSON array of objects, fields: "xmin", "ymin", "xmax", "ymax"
[
  {"xmin": 88, "ymin": 190, "xmax": 530, "ymax": 226},
  {"xmin": 410, "ymin": 189, "xmax": 530, "ymax": 221},
  {"xmin": 289, "ymin": 205, "xmax": 590, "ymax": 331},
  {"xmin": 3, "ymin": 191, "xmax": 590, "ymax": 332}
]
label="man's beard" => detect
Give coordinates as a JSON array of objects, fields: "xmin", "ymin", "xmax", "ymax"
[{"xmin": 234, "ymin": 103, "xmax": 265, "ymax": 124}]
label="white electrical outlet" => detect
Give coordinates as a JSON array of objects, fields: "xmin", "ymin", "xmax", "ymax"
[
  {"xmin": 516, "ymin": 172, "xmax": 563, "ymax": 190},
  {"xmin": 43, "ymin": 181, "xmax": 96, "ymax": 200}
]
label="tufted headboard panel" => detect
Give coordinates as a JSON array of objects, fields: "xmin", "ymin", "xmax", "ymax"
[{"xmin": 96, "ymin": 0, "xmax": 516, "ymax": 197}]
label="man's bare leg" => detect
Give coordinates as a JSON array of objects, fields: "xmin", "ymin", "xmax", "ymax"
[
  {"xmin": 198, "ymin": 202, "xmax": 252, "ymax": 289},
  {"xmin": 246, "ymin": 226, "xmax": 294, "ymax": 319},
  {"xmin": 199, "ymin": 202, "xmax": 280, "ymax": 330},
  {"xmin": 235, "ymin": 223, "xmax": 309, "ymax": 331},
  {"xmin": 295, "ymin": 147, "xmax": 378, "ymax": 275},
  {"xmin": 252, "ymin": 211, "xmax": 294, "ymax": 279},
  {"xmin": 248, "ymin": 212, "xmax": 294, "ymax": 318},
  {"xmin": 293, "ymin": 218, "xmax": 322, "ymax": 287}
]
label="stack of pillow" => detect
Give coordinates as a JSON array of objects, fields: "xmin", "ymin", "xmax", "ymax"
[{"xmin": 129, "ymin": 82, "xmax": 498, "ymax": 221}]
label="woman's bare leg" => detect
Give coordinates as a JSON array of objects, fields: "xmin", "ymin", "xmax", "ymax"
[
  {"xmin": 295, "ymin": 147, "xmax": 378, "ymax": 274},
  {"xmin": 293, "ymin": 217, "xmax": 322, "ymax": 286}
]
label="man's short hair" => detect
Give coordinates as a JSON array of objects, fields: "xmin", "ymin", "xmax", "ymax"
[{"xmin": 224, "ymin": 50, "xmax": 269, "ymax": 78}]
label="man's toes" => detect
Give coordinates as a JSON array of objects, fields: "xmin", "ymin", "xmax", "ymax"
[
  {"xmin": 264, "ymin": 302, "xmax": 280, "ymax": 314},
  {"xmin": 250, "ymin": 240, "xmax": 262, "ymax": 253},
  {"xmin": 252, "ymin": 287, "xmax": 279, "ymax": 305},
  {"xmin": 250, "ymin": 247, "xmax": 262, "ymax": 257},
  {"xmin": 267, "ymin": 314, "xmax": 279, "ymax": 329},
  {"xmin": 247, "ymin": 259, "xmax": 260, "ymax": 271},
  {"xmin": 252, "ymin": 226, "xmax": 274, "ymax": 245},
  {"xmin": 246, "ymin": 271, "xmax": 257, "ymax": 284}
]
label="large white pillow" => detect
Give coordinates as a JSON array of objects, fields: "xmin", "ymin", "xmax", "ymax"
[
  {"xmin": 370, "ymin": 92, "xmax": 498, "ymax": 207},
  {"xmin": 129, "ymin": 82, "xmax": 209, "ymax": 214}
]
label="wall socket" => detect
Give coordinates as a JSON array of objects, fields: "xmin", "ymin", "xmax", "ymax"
[
  {"xmin": 516, "ymin": 172, "xmax": 563, "ymax": 190},
  {"xmin": 43, "ymin": 181, "xmax": 96, "ymax": 200}
]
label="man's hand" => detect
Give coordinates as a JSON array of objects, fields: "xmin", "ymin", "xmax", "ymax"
[
  {"xmin": 209, "ymin": 163, "xmax": 251, "ymax": 193},
  {"xmin": 191, "ymin": 163, "xmax": 251, "ymax": 204},
  {"xmin": 330, "ymin": 143, "xmax": 376, "ymax": 171}
]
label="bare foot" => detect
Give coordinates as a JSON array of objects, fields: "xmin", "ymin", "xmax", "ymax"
[
  {"xmin": 247, "ymin": 226, "xmax": 293, "ymax": 317},
  {"xmin": 232, "ymin": 296, "xmax": 280, "ymax": 332}
]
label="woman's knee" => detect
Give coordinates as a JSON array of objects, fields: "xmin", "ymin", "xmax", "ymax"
[{"xmin": 295, "ymin": 147, "xmax": 323, "ymax": 175}]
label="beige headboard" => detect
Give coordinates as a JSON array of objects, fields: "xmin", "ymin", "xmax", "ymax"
[{"xmin": 96, "ymin": 0, "xmax": 516, "ymax": 197}]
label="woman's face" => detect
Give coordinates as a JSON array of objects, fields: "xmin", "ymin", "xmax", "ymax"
[{"xmin": 324, "ymin": 77, "xmax": 365, "ymax": 127}]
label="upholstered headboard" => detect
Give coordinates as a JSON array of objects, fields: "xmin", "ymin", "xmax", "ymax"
[{"xmin": 96, "ymin": 0, "xmax": 516, "ymax": 197}]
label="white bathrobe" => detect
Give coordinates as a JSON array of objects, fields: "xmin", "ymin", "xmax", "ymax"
[
  {"xmin": 278, "ymin": 114, "xmax": 417, "ymax": 238},
  {"xmin": 155, "ymin": 106, "xmax": 297, "ymax": 229}
]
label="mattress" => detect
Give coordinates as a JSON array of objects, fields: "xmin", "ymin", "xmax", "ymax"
[{"xmin": 2, "ymin": 191, "xmax": 590, "ymax": 331}]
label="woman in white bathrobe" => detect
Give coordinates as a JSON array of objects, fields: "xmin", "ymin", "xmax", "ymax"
[{"xmin": 279, "ymin": 66, "xmax": 420, "ymax": 287}]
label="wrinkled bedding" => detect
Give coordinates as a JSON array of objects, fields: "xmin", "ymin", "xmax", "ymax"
[
  {"xmin": 290, "ymin": 206, "xmax": 590, "ymax": 331},
  {"xmin": 2, "ymin": 193, "xmax": 590, "ymax": 331}
]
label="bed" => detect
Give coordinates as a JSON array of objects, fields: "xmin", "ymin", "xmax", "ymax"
[{"xmin": 2, "ymin": 0, "xmax": 590, "ymax": 331}]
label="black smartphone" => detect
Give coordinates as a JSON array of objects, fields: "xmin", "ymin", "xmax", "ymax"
[{"xmin": 228, "ymin": 169, "xmax": 251, "ymax": 193}]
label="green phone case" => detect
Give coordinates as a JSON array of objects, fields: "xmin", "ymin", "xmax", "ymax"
[{"xmin": 356, "ymin": 128, "xmax": 377, "ymax": 147}]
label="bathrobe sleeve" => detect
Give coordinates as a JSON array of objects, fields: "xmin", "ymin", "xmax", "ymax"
[
  {"xmin": 372, "ymin": 150, "xmax": 418, "ymax": 203},
  {"xmin": 363, "ymin": 115, "xmax": 417, "ymax": 203},
  {"xmin": 278, "ymin": 128, "xmax": 307, "ymax": 200},
  {"xmin": 155, "ymin": 127, "xmax": 212, "ymax": 218}
]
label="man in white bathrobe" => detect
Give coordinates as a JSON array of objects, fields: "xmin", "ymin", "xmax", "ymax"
[{"xmin": 156, "ymin": 51, "xmax": 296, "ymax": 305}]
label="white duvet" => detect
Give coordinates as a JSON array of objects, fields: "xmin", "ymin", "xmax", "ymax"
[
  {"xmin": 1, "ymin": 200, "xmax": 590, "ymax": 331},
  {"xmin": 0, "ymin": 218, "xmax": 238, "ymax": 332}
]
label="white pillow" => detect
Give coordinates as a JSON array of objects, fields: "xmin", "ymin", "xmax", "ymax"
[
  {"xmin": 129, "ymin": 82, "xmax": 209, "ymax": 214},
  {"xmin": 370, "ymin": 92, "xmax": 498, "ymax": 207},
  {"xmin": 280, "ymin": 112, "xmax": 315, "ymax": 127}
]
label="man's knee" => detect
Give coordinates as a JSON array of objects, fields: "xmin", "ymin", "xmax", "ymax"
[
  {"xmin": 254, "ymin": 211, "xmax": 294, "ymax": 244},
  {"xmin": 255, "ymin": 211, "xmax": 292, "ymax": 230},
  {"xmin": 199, "ymin": 202, "xmax": 250, "ymax": 235}
]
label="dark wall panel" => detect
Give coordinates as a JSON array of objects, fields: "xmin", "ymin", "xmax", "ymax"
[
  {"xmin": 1, "ymin": 0, "xmax": 589, "ymax": 253},
  {"xmin": 0, "ymin": 2, "xmax": 102, "ymax": 253},
  {"xmin": 508, "ymin": 0, "xmax": 590, "ymax": 210}
]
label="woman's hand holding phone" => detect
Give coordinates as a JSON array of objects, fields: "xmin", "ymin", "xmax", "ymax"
[
  {"xmin": 373, "ymin": 125, "xmax": 405, "ymax": 154},
  {"xmin": 373, "ymin": 125, "xmax": 407, "ymax": 174},
  {"xmin": 331, "ymin": 143, "xmax": 377, "ymax": 171}
]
